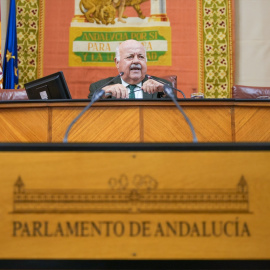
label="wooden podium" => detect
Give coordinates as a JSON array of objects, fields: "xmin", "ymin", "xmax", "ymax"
[
  {"xmin": 0, "ymin": 99, "xmax": 270, "ymax": 143},
  {"xmin": 1, "ymin": 100, "xmax": 270, "ymax": 268},
  {"xmin": 0, "ymin": 142, "xmax": 270, "ymax": 269}
]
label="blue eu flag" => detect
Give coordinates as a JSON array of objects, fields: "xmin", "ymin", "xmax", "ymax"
[{"xmin": 3, "ymin": 0, "xmax": 19, "ymax": 89}]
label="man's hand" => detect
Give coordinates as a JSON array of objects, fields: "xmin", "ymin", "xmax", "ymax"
[
  {"xmin": 142, "ymin": 79, "xmax": 164, "ymax": 94},
  {"xmin": 102, "ymin": 84, "xmax": 128, "ymax": 99}
]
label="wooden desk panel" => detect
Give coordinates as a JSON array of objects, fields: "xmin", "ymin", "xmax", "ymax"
[
  {"xmin": 143, "ymin": 106, "xmax": 232, "ymax": 142},
  {"xmin": 0, "ymin": 100, "xmax": 269, "ymax": 143},
  {"xmin": 0, "ymin": 107, "xmax": 48, "ymax": 142},
  {"xmin": 143, "ymin": 107, "xmax": 192, "ymax": 142},
  {"xmin": 235, "ymin": 106, "xmax": 270, "ymax": 142},
  {"xmin": 51, "ymin": 106, "xmax": 141, "ymax": 142}
]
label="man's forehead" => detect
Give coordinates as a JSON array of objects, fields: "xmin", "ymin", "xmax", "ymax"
[
  {"xmin": 120, "ymin": 42, "xmax": 145, "ymax": 54},
  {"xmin": 122, "ymin": 49, "xmax": 145, "ymax": 55}
]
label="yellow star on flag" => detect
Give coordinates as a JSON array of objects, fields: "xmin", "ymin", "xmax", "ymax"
[
  {"xmin": 6, "ymin": 50, "xmax": 16, "ymax": 62},
  {"xmin": 14, "ymin": 67, "xmax": 18, "ymax": 77}
]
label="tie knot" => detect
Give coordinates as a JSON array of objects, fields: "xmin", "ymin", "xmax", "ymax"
[{"xmin": 129, "ymin": 84, "xmax": 137, "ymax": 91}]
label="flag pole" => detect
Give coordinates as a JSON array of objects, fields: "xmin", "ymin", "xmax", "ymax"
[{"xmin": 3, "ymin": 0, "xmax": 19, "ymax": 89}]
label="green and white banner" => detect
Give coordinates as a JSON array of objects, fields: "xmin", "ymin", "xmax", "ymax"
[{"xmin": 69, "ymin": 27, "xmax": 171, "ymax": 66}]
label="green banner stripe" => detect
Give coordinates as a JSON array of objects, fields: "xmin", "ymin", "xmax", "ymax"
[
  {"xmin": 75, "ymin": 51, "xmax": 166, "ymax": 62},
  {"xmin": 75, "ymin": 31, "xmax": 166, "ymax": 42}
]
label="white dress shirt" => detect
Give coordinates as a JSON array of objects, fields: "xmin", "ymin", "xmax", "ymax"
[{"xmin": 120, "ymin": 78, "xmax": 143, "ymax": 99}]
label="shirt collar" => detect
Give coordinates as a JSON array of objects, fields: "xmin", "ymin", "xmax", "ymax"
[{"xmin": 121, "ymin": 78, "xmax": 142, "ymax": 88}]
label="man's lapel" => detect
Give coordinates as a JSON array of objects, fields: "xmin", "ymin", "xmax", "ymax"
[
  {"xmin": 111, "ymin": 76, "xmax": 122, "ymax": 85},
  {"xmin": 109, "ymin": 77, "xmax": 122, "ymax": 99}
]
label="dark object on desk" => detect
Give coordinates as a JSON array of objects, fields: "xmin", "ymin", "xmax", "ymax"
[
  {"xmin": 232, "ymin": 85, "xmax": 270, "ymax": 99},
  {"xmin": 25, "ymin": 71, "xmax": 72, "ymax": 100}
]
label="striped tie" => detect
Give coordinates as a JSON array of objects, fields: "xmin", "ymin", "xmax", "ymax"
[{"xmin": 128, "ymin": 84, "xmax": 136, "ymax": 99}]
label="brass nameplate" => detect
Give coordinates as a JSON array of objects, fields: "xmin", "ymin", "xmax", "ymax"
[{"xmin": 0, "ymin": 150, "xmax": 270, "ymax": 259}]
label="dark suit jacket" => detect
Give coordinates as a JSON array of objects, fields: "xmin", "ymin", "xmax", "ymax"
[{"xmin": 88, "ymin": 75, "xmax": 172, "ymax": 99}]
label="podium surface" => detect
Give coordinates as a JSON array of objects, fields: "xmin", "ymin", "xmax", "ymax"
[{"xmin": 0, "ymin": 142, "xmax": 270, "ymax": 269}]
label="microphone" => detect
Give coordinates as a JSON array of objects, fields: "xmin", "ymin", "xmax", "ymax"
[
  {"xmin": 63, "ymin": 72, "xmax": 124, "ymax": 143},
  {"xmin": 163, "ymin": 84, "xmax": 198, "ymax": 143},
  {"xmin": 147, "ymin": 75, "xmax": 186, "ymax": 98}
]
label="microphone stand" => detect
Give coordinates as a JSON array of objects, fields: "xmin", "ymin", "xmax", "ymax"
[{"xmin": 164, "ymin": 84, "xmax": 198, "ymax": 143}]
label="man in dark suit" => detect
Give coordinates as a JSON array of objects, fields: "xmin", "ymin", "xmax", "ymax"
[{"xmin": 89, "ymin": 39, "xmax": 171, "ymax": 99}]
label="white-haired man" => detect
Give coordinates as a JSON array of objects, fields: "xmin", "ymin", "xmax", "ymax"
[{"xmin": 89, "ymin": 39, "xmax": 171, "ymax": 99}]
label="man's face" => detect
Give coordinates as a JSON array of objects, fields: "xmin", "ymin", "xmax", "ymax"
[{"xmin": 115, "ymin": 41, "xmax": 147, "ymax": 84}]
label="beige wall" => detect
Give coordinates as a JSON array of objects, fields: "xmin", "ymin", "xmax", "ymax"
[
  {"xmin": 1, "ymin": 0, "xmax": 270, "ymax": 88},
  {"xmin": 235, "ymin": 0, "xmax": 270, "ymax": 86}
]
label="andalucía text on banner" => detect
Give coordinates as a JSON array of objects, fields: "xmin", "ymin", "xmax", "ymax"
[{"xmin": 3, "ymin": 0, "xmax": 19, "ymax": 89}]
